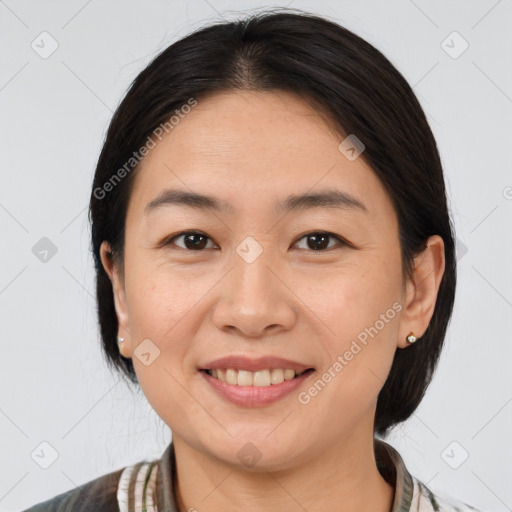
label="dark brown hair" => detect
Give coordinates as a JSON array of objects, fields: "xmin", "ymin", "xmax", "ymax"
[{"xmin": 88, "ymin": 8, "xmax": 456, "ymax": 438}]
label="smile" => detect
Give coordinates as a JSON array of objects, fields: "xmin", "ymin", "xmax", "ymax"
[
  {"xmin": 204, "ymin": 368, "xmax": 312, "ymax": 386},
  {"xmin": 200, "ymin": 368, "xmax": 316, "ymax": 407}
]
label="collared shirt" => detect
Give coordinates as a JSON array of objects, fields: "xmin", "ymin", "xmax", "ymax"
[{"xmin": 23, "ymin": 439, "xmax": 489, "ymax": 512}]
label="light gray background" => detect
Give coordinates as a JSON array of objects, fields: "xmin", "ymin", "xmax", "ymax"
[{"xmin": 1, "ymin": 1, "xmax": 511, "ymax": 511}]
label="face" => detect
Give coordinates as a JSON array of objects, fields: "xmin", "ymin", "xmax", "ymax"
[{"xmin": 101, "ymin": 90, "xmax": 444, "ymax": 470}]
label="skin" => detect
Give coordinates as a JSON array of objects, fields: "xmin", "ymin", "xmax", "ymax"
[{"xmin": 100, "ymin": 90, "xmax": 445, "ymax": 512}]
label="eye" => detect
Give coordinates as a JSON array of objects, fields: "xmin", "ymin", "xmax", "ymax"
[
  {"xmin": 162, "ymin": 230, "xmax": 349, "ymax": 252},
  {"xmin": 163, "ymin": 231, "xmax": 218, "ymax": 251},
  {"xmin": 293, "ymin": 231, "xmax": 348, "ymax": 251}
]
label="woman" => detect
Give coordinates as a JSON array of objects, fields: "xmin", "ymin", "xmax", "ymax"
[{"xmin": 23, "ymin": 9, "xmax": 489, "ymax": 512}]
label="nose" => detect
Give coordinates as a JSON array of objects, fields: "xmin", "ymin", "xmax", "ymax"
[{"xmin": 211, "ymin": 246, "xmax": 297, "ymax": 338}]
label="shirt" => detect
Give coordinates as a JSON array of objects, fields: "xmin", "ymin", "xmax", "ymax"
[{"xmin": 22, "ymin": 438, "xmax": 489, "ymax": 512}]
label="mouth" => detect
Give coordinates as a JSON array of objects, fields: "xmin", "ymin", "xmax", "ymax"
[
  {"xmin": 197, "ymin": 355, "xmax": 316, "ymax": 406},
  {"xmin": 200, "ymin": 367, "xmax": 315, "ymax": 387},
  {"xmin": 200, "ymin": 366, "xmax": 316, "ymax": 407}
]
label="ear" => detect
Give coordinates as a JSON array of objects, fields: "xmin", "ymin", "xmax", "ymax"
[
  {"xmin": 99, "ymin": 241, "xmax": 133, "ymax": 358},
  {"xmin": 397, "ymin": 235, "xmax": 446, "ymax": 349}
]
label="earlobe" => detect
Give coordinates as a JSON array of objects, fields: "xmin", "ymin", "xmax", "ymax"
[
  {"xmin": 397, "ymin": 235, "xmax": 446, "ymax": 349},
  {"xmin": 99, "ymin": 241, "xmax": 132, "ymax": 357}
]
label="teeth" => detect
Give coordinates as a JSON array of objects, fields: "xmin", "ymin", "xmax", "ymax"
[
  {"xmin": 238, "ymin": 370, "xmax": 253, "ymax": 386},
  {"xmin": 284, "ymin": 369, "xmax": 296, "ymax": 381},
  {"xmin": 270, "ymin": 368, "xmax": 284, "ymax": 384},
  {"xmin": 225, "ymin": 369, "xmax": 238, "ymax": 385},
  {"xmin": 207, "ymin": 368, "xmax": 309, "ymax": 386}
]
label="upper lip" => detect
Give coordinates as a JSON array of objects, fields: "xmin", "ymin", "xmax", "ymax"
[{"xmin": 199, "ymin": 355, "xmax": 314, "ymax": 373}]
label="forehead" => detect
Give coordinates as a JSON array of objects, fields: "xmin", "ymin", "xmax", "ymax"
[{"xmin": 127, "ymin": 90, "xmax": 390, "ymax": 220}]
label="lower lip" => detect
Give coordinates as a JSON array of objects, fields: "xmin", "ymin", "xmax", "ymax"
[{"xmin": 200, "ymin": 369, "xmax": 315, "ymax": 407}]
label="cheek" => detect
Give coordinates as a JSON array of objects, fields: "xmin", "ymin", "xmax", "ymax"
[
  {"xmin": 305, "ymin": 251, "xmax": 402, "ymax": 336},
  {"xmin": 123, "ymin": 268, "xmax": 205, "ymax": 425},
  {"xmin": 125, "ymin": 254, "xmax": 204, "ymax": 334},
  {"xmin": 123, "ymin": 260, "xmax": 222, "ymax": 383},
  {"xmin": 305, "ymin": 253, "xmax": 402, "ymax": 403}
]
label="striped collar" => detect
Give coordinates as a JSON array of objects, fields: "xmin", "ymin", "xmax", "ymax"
[
  {"xmin": 375, "ymin": 438, "xmax": 415, "ymax": 512},
  {"xmin": 117, "ymin": 459, "xmax": 160, "ymax": 512},
  {"xmin": 117, "ymin": 438, "xmax": 415, "ymax": 512}
]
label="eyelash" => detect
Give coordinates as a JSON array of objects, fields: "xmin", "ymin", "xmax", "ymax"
[{"xmin": 161, "ymin": 230, "xmax": 350, "ymax": 252}]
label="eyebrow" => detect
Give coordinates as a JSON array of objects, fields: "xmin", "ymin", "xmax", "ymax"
[{"xmin": 144, "ymin": 188, "xmax": 368, "ymax": 215}]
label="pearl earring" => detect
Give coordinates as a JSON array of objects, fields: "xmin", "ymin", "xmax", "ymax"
[
  {"xmin": 117, "ymin": 337, "xmax": 125, "ymax": 344},
  {"xmin": 406, "ymin": 331, "xmax": 417, "ymax": 344}
]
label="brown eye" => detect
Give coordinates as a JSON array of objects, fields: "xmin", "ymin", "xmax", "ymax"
[
  {"xmin": 163, "ymin": 230, "xmax": 347, "ymax": 252},
  {"xmin": 166, "ymin": 231, "xmax": 216, "ymax": 251},
  {"xmin": 294, "ymin": 232, "xmax": 346, "ymax": 251}
]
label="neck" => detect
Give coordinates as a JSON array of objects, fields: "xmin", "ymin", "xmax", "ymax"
[{"xmin": 171, "ymin": 430, "xmax": 395, "ymax": 512}]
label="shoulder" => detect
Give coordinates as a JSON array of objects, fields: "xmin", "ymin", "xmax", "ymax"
[
  {"xmin": 21, "ymin": 455, "xmax": 163, "ymax": 512},
  {"xmin": 22, "ymin": 442, "xmax": 174, "ymax": 512},
  {"xmin": 20, "ymin": 460, "xmax": 140, "ymax": 512},
  {"xmin": 411, "ymin": 475, "xmax": 492, "ymax": 512}
]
